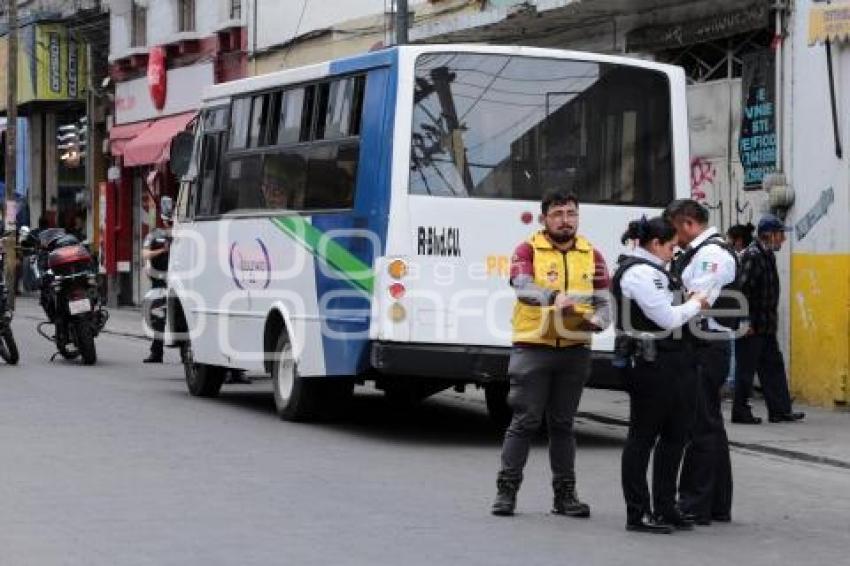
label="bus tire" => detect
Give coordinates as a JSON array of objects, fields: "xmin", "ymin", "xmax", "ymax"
[
  {"xmin": 272, "ymin": 334, "xmax": 320, "ymax": 421},
  {"xmin": 484, "ymin": 382, "xmax": 513, "ymax": 429},
  {"xmin": 182, "ymin": 340, "xmax": 226, "ymax": 397}
]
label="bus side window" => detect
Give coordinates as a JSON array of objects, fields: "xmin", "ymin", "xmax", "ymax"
[
  {"xmin": 262, "ymin": 150, "xmax": 307, "ymax": 210},
  {"xmin": 304, "ymin": 142, "xmax": 359, "ymax": 210},
  {"xmin": 220, "ymin": 155, "xmax": 263, "ymax": 214},
  {"xmin": 196, "ymin": 133, "xmax": 222, "ymax": 216}
]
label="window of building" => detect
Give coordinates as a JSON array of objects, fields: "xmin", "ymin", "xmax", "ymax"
[
  {"xmin": 131, "ymin": 1, "xmax": 147, "ymax": 47},
  {"xmin": 230, "ymin": 0, "xmax": 242, "ymax": 20},
  {"xmin": 178, "ymin": 0, "xmax": 196, "ymax": 32}
]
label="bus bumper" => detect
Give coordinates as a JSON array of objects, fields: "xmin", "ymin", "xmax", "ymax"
[{"xmin": 369, "ymin": 342, "xmax": 624, "ymax": 390}]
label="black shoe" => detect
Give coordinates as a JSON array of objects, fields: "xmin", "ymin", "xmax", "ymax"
[
  {"xmin": 626, "ymin": 516, "xmax": 673, "ymax": 534},
  {"xmin": 680, "ymin": 511, "xmax": 711, "ymax": 526},
  {"xmin": 712, "ymin": 513, "xmax": 732, "ymax": 522},
  {"xmin": 769, "ymin": 412, "xmax": 805, "ymax": 423},
  {"xmin": 552, "ymin": 480, "xmax": 591, "ymax": 518},
  {"xmin": 655, "ymin": 511, "xmax": 695, "ymax": 531},
  {"xmin": 731, "ymin": 413, "xmax": 763, "ymax": 424},
  {"xmin": 143, "ymin": 355, "xmax": 163, "ymax": 363},
  {"xmin": 491, "ymin": 475, "xmax": 520, "ymax": 516}
]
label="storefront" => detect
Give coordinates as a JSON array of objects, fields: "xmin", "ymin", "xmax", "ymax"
[
  {"xmin": 107, "ymin": 60, "xmax": 211, "ymax": 305},
  {"xmin": 1, "ymin": 20, "xmax": 90, "ymax": 235}
]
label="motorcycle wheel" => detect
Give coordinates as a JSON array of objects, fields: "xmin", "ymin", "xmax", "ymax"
[
  {"xmin": 0, "ymin": 328, "xmax": 19, "ymax": 365},
  {"xmin": 56, "ymin": 326, "xmax": 79, "ymax": 360},
  {"xmin": 75, "ymin": 322, "xmax": 97, "ymax": 365}
]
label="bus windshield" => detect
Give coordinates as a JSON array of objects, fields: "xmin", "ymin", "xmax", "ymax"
[{"xmin": 410, "ymin": 53, "xmax": 674, "ymax": 207}]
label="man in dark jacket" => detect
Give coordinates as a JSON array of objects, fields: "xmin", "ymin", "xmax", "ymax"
[{"xmin": 732, "ymin": 214, "xmax": 805, "ymax": 424}]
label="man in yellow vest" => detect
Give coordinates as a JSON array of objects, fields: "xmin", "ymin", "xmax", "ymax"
[{"xmin": 492, "ymin": 191, "xmax": 611, "ymax": 517}]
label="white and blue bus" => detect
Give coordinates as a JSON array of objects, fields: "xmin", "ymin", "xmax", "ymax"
[{"xmin": 164, "ymin": 45, "xmax": 690, "ymax": 422}]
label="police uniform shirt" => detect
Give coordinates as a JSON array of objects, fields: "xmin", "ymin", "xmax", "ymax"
[
  {"xmin": 678, "ymin": 227, "xmax": 737, "ymax": 332},
  {"xmin": 619, "ymin": 247, "xmax": 702, "ymax": 331}
]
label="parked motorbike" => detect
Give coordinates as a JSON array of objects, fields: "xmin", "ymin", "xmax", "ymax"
[
  {"xmin": 0, "ymin": 237, "xmax": 19, "ymax": 365},
  {"xmin": 20, "ymin": 226, "xmax": 108, "ymax": 365}
]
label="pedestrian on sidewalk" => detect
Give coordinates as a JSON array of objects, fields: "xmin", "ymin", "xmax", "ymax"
[
  {"xmin": 665, "ymin": 199, "xmax": 739, "ymax": 525},
  {"xmin": 732, "ymin": 214, "xmax": 805, "ymax": 424},
  {"xmin": 612, "ymin": 216, "xmax": 708, "ymax": 534},
  {"xmin": 491, "ymin": 190, "xmax": 610, "ymax": 517},
  {"xmin": 723, "ymin": 223, "xmax": 755, "ymax": 398},
  {"xmin": 141, "ymin": 204, "xmax": 173, "ymax": 364}
]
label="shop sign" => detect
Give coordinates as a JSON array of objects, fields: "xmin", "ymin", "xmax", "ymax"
[
  {"xmin": 739, "ymin": 50, "xmax": 776, "ymax": 188},
  {"xmin": 809, "ymin": 2, "xmax": 850, "ymax": 45},
  {"xmin": 115, "ymin": 63, "xmax": 213, "ymax": 124},
  {"xmin": 148, "ymin": 46, "xmax": 168, "ymax": 111},
  {"xmin": 626, "ymin": 1, "xmax": 769, "ymax": 52},
  {"xmin": 0, "ymin": 23, "xmax": 88, "ymax": 109}
]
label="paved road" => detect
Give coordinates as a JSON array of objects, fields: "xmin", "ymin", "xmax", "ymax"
[{"xmin": 2, "ymin": 317, "xmax": 848, "ymax": 566}]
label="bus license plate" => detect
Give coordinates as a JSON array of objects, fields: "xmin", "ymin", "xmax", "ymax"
[{"xmin": 68, "ymin": 298, "xmax": 90, "ymax": 315}]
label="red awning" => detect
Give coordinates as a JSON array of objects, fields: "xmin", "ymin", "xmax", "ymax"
[
  {"xmin": 121, "ymin": 111, "xmax": 196, "ymax": 167},
  {"xmin": 109, "ymin": 120, "xmax": 152, "ymax": 157}
]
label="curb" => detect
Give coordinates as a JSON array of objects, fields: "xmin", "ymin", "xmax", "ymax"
[{"xmin": 577, "ymin": 411, "xmax": 850, "ymax": 470}]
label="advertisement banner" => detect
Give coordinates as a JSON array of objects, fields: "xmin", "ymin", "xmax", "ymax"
[{"xmin": 0, "ymin": 23, "xmax": 87, "ymax": 108}]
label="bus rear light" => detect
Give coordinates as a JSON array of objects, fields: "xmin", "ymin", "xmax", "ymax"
[
  {"xmin": 388, "ymin": 259, "xmax": 408, "ymax": 279},
  {"xmin": 389, "ymin": 303, "xmax": 406, "ymax": 322},
  {"xmin": 388, "ymin": 283, "xmax": 406, "ymax": 300}
]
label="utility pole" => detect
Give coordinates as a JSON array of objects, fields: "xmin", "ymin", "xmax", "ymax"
[
  {"xmin": 4, "ymin": 0, "xmax": 19, "ymax": 310},
  {"xmin": 396, "ymin": 0, "xmax": 409, "ymax": 45}
]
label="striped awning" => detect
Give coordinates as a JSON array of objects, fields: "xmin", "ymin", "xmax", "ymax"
[{"xmin": 809, "ymin": 2, "xmax": 850, "ymax": 45}]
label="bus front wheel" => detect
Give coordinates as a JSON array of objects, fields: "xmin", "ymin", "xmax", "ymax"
[
  {"xmin": 182, "ymin": 340, "xmax": 226, "ymax": 397},
  {"xmin": 272, "ymin": 334, "xmax": 320, "ymax": 421}
]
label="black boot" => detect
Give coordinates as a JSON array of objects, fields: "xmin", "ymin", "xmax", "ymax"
[
  {"xmin": 491, "ymin": 473, "xmax": 520, "ymax": 516},
  {"xmin": 552, "ymin": 479, "xmax": 590, "ymax": 518}
]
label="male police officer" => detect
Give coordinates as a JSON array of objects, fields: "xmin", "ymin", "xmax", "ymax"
[
  {"xmin": 665, "ymin": 199, "xmax": 739, "ymax": 525},
  {"xmin": 142, "ymin": 203, "xmax": 173, "ymax": 363},
  {"xmin": 491, "ymin": 190, "xmax": 610, "ymax": 517}
]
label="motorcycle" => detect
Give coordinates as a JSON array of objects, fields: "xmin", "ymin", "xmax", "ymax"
[
  {"xmin": 0, "ymin": 237, "xmax": 19, "ymax": 365},
  {"xmin": 20, "ymin": 226, "xmax": 108, "ymax": 365}
]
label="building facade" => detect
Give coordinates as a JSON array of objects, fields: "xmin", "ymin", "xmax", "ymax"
[
  {"xmin": 242, "ymin": 0, "xmax": 848, "ymax": 408},
  {"xmin": 106, "ymin": 0, "xmax": 246, "ymax": 305}
]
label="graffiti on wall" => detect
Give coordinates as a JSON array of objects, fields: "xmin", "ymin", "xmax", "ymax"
[
  {"xmin": 690, "ymin": 157, "xmax": 715, "ymax": 202},
  {"xmin": 795, "ymin": 187, "xmax": 835, "ymax": 241}
]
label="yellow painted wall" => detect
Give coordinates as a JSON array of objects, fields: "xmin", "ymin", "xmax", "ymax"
[{"xmin": 790, "ymin": 254, "xmax": 850, "ymax": 407}]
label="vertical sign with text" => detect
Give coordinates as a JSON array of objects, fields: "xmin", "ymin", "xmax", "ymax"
[{"xmin": 739, "ymin": 50, "xmax": 776, "ymax": 188}]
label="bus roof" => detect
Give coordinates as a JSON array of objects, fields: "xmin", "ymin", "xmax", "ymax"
[{"xmin": 202, "ymin": 44, "xmax": 682, "ymax": 106}]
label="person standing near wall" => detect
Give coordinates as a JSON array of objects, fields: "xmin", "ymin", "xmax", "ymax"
[{"xmin": 732, "ymin": 214, "xmax": 805, "ymax": 424}]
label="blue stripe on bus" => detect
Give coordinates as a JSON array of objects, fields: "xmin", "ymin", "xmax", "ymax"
[{"xmin": 313, "ymin": 51, "xmax": 398, "ymax": 375}]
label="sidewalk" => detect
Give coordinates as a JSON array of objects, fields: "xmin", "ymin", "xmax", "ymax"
[
  {"xmin": 577, "ymin": 388, "xmax": 850, "ymax": 469},
  {"xmin": 14, "ymin": 296, "xmax": 849, "ymax": 468}
]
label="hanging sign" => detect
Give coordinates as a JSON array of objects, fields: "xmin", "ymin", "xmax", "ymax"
[
  {"xmin": 147, "ymin": 46, "xmax": 167, "ymax": 111},
  {"xmin": 739, "ymin": 50, "xmax": 777, "ymax": 189}
]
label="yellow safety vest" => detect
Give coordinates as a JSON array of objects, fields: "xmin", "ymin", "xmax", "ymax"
[{"xmin": 511, "ymin": 231, "xmax": 596, "ymax": 347}]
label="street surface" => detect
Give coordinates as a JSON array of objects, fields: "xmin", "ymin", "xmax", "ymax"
[{"xmin": 2, "ymin": 317, "xmax": 849, "ymax": 566}]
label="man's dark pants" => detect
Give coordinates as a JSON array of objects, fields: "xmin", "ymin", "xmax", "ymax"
[
  {"xmin": 679, "ymin": 338, "xmax": 733, "ymax": 520},
  {"xmin": 734, "ymin": 333, "xmax": 793, "ymax": 418},
  {"xmin": 499, "ymin": 345, "xmax": 591, "ymax": 484},
  {"xmin": 149, "ymin": 278, "xmax": 166, "ymax": 359},
  {"xmin": 622, "ymin": 348, "xmax": 696, "ymax": 523}
]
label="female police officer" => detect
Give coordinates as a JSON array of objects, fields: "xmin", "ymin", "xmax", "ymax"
[{"xmin": 612, "ymin": 217, "xmax": 708, "ymax": 534}]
